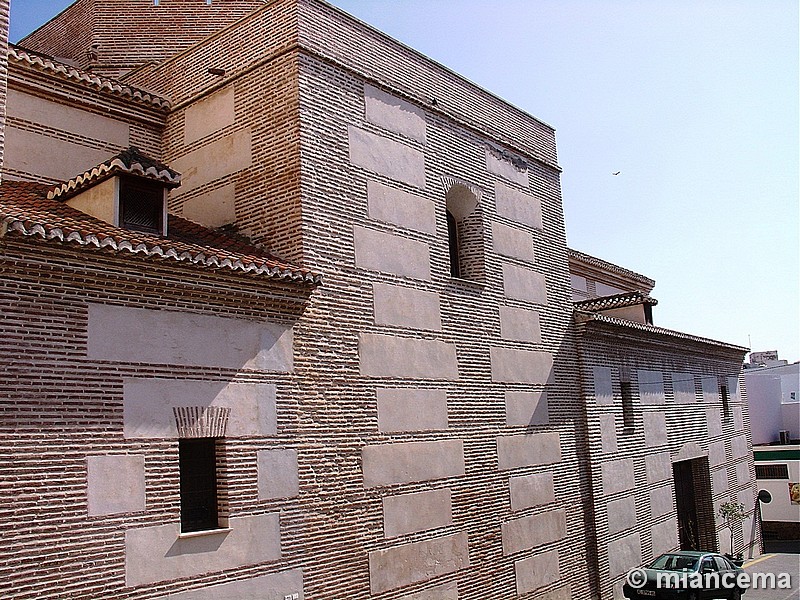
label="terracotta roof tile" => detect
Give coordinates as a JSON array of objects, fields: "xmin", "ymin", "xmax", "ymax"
[
  {"xmin": 0, "ymin": 180, "xmax": 321, "ymax": 284},
  {"xmin": 574, "ymin": 310, "xmax": 748, "ymax": 352},
  {"xmin": 48, "ymin": 147, "xmax": 181, "ymax": 201},
  {"xmin": 568, "ymin": 248, "xmax": 655, "ymax": 290},
  {"xmin": 9, "ymin": 45, "xmax": 171, "ymax": 111}
]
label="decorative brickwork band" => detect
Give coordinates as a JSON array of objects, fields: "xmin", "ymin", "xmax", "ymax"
[{"xmin": 173, "ymin": 406, "xmax": 230, "ymax": 438}]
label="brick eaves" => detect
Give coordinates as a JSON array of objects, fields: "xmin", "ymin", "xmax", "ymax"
[
  {"xmin": 568, "ymin": 248, "xmax": 656, "ymax": 291},
  {"xmin": 574, "ymin": 310, "xmax": 748, "ymax": 353}
]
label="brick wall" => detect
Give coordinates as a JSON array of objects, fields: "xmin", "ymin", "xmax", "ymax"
[
  {"xmin": 575, "ymin": 321, "xmax": 753, "ymax": 599},
  {"xmin": 0, "ymin": 237, "xmax": 313, "ymax": 600},
  {"xmin": 3, "ymin": 52, "xmax": 167, "ymax": 185},
  {"xmin": 0, "ymin": 0, "xmax": 9, "ymax": 180},
  {"xmin": 19, "ymin": 0, "xmax": 263, "ymax": 79}
]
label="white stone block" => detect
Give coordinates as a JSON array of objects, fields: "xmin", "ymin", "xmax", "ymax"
[
  {"xmin": 594, "ymin": 366, "xmax": 614, "ymax": 406},
  {"xmin": 125, "ymin": 514, "xmax": 281, "ymax": 587},
  {"xmin": 505, "ymin": 391, "xmax": 549, "ymax": 427},
  {"xmin": 494, "ymin": 181, "xmax": 541, "ymax": 228},
  {"xmin": 502, "ymin": 263, "xmax": 548, "ymax": 304},
  {"xmin": 89, "ymin": 304, "xmax": 292, "ymax": 372},
  {"xmin": 367, "ymin": 180, "xmax": 436, "ymax": 234},
  {"xmin": 731, "ymin": 435, "xmax": 749, "ymax": 459},
  {"xmin": 712, "ymin": 468, "xmax": 729, "ymax": 497},
  {"xmin": 497, "ymin": 432, "xmax": 561, "ymax": 471},
  {"xmin": 398, "ymin": 584, "xmax": 459, "ymax": 600},
  {"xmin": 650, "ymin": 519, "xmax": 678, "ymax": 557},
  {"xmin": 514, "ymin": 549, "xmax": 560, "ymax": 595},
  {"xmin": 733, "ymin": 406, "xmax": 744, "ymax": 432},
  {"xmin": 383, "ymin": 488, "xmax": 452, "ymax": 538},
  {"xmin": 499, "ymin": 306, "xmax": 541, "ymax": 343},
  {"xmin": 645, "ymin": 452, "xmax": 672, "ymax": 484},
  {"xmin": 376, "ymin": 388, "xmax": 448, "ymax": 433},
  {"xmin": 709, "ymin": 441, "xmax": 727, "ymax": 467},
  {"xmin": 8, "ymin": 88, "xmax": 129, "ymax": 145},
  {"xmin": 492, "ymin": 222, "xmax": 535, "ymax": 261},
  {"xmin": 364, "ymin": 84, "xmax": 426, "ymax": 143},
  {"xmin": 153, "ymin": 569, "xmax": 304, "ymax": 600},
  {"xmin": 368, "ymin": 532, "xmax": 468, "ymax": 594},
  {"xmin": 86, "ymin": 455, "xmax": 146, "ymax": 516},
  {"xmin": 502, "ymin": 509, "xmax": 566, "ymax": 555},
  {"xmin": 172, "ymin": 129, "xmax": 252, "ymax": 193},
  {"xmin": 362, "ymin": 440, "xmax": 465, "ymax": 488},
  {"xmin": 602, "ymin": 459, "xmax": 636, "ymax": 494},
  {"xmin": 509, "ymin": 472, "xmax": 555, "ymax": 511},
  {"xmin": 707, "ymin": 408, "xmax": 723, "ymax": 437},
  {"xmin": 607, "ymin": 495, "xmax": 637, "ymax": 534},
  {"xmin": 258, "ymin": 449, "xmax": 299, "ymax": 500},
  {"xmin": 373, "ymin": 283, "xmax": 441, "ymax": 330},
  {"xmin": 672, "ymin": 372, "xmax": 697, "ymax": 403},
  {"xmin": 644, "ymin": 411, "xmax": 668, "ymax": 447},
  {"xmin": 353, "ymin": 225, "xmax": 431, "ymax": 280},
  {"xmin": 490, "ymin": 347, "xmax": 552, "ymax": 384},
  {"xmin": 599, "ymin": 413, "xmax": 618, "ymax": 454},
  {"xmin": 123, "ymin": 379, "xmax": 276, "ymax": 439},
  {"xmin": 359, "ymin": 333, "xmax": 458, "ymax": 380},
  {"xmin": 701, "ymin": 376, "xmax": 719, "ymax": 403},
  {"xmin": 487, "ymin": 151, "xmax": 528, "ymax": 187},
  {"xmin": 607, "ymin": 533, "xmax": 641, "ymax": 578},
  {"xmin": 349, "ymin": 126, "xmax": 426, "ymax": 188},
  {"xmin": 184, "ymin": 86, "xmax": 236, "ymax": 145},
  {"xmin": 182, "ymin": 182, "xmax": 237, "ymax": 228},
  {"xmin": 649, "ymin": 486, "xmax": 673, "ymax": 518},
  {"xmin": 6, "ymin": 127, "xmax": 120, "ymax": 182},
  {"xmin": 638, "ymin": 370, "xmax": 665, "ymax": 405}
]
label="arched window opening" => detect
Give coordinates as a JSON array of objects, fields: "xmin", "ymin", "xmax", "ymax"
[{"xmin": 445, "ymin": 183, "xmax": 484, "ymax": 282}]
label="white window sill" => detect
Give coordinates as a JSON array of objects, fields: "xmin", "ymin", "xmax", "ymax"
[{"xmin": 178, "ymin": 527, "xmax": 231, "ymax": 540}]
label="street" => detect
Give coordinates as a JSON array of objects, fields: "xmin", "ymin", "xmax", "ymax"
[{"xmin": 743, "ymin": 553, "xmax": 800, "ymax": 600}]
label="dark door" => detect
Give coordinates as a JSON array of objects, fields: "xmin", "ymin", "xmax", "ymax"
[{"xmin": 674, "ymin": 459, "xmax": 699, "ymax": 550}]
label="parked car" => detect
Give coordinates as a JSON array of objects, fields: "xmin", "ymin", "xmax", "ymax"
[{"xmin": 622, "ymin": 550, "xmax": 746, "ymax": 600}]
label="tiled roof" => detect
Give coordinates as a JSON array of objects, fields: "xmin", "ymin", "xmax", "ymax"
[
  {"xmin": 49, "ymin": 147, "xmax": 181, "ymax": 201},
  {"xmin": 568, "ymin": 248, "xmax": 655, "ymax": 290},
  {"xmin": 574, "ymin": 310, "xmax": 748, "ymax": 352},
  {"xmin": 9, "ymin": 45, "xmax": 171, "ymax": 110},
  {"xmin": 0, "ymin": 181, "xmax": 321, "ymax": 284},
  {"xmin": 574, "ymin": 290, "xmax": 658, "ymax": 312}
]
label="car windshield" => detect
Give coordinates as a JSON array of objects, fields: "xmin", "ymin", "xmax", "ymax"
[{"xmin": 648, "ymin": 554, "xmax": 699, "ymax": 571}]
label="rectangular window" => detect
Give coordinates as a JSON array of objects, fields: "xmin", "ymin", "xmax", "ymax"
[
  {"xmin": 621, "ymin": 381, "xmax": 635, "ymax": 430},
  {"xmin": 720, "ymin": 383, "xmax": 730, "ymax": 417},
  {"xmin": 179, "ymin": 438, "xmax": 219, "ymax": 533},
  {"xmin": 755, "ymin": 464, "xmax": 789, "ymax": 479},
  {"xmin": 120, "ymin": 177, "xmax": 165, "ymax": 234}
]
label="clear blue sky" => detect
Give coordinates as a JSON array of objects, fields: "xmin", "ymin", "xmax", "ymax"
[{"xmin": 10, "ymin": 0, "xmax": 799, "ymax": 362}]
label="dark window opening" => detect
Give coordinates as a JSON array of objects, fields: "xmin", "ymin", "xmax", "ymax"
[
  {"xmin": 720, "ymin": 383, "xmax": 730, "ymax": 417},
  {"xmin": 179, "ymin": 438, "xmax": 219, "ymax": 533},
  {"xmin": 621, "ymin": 381, "xmax": 635, "ymax": 430},
  {"xmin": 644, "ymin": 303, "xmax": 654, "ymax": 325},
  {"xmin": 446, "ymin": 208, "xmax": 461, "ymax": 278},
  {"xmin": 755, "ymin": 464, "xmax": 789, "ymax": 479},
  {"xmin": 120, "ymin": 177, "xmax": 164, "ymax": 234}
]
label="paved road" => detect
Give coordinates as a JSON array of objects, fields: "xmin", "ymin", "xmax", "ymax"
[{"xmin": 742, "ymin": 553, "xmax": 799, "ymax": 600}]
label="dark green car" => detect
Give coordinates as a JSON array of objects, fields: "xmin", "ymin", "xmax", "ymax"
[{"xmin": 623, "ymin": 551, "xmax": 746, "ymax": 600}]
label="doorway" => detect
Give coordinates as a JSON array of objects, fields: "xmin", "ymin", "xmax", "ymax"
[{"xmin": 673, "ymin": 457, "xmax": 717, "ymax": 551}]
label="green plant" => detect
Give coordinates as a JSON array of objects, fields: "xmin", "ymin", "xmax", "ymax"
[{"xmin": 718, "ymin": 500, "xmax": 746, "ymax": 555}]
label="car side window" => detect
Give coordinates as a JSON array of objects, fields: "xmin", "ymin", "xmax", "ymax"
[
  {"xmin": 701, "ymin": 558, "xmax": 717, "ymax": 572},
  {"xmin": 714, "ymin": 556, "xmax": 731, "ymax": 571}
]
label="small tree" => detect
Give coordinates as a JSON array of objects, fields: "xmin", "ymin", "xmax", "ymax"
[{"xmin": 718, "ymin": 500, "xmax": 746, "ymax": 557}]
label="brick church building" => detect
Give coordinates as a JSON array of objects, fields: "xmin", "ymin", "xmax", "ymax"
[{"xmin": 0, "ymin": 1, "xmax": 757, "ymax": 599}]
